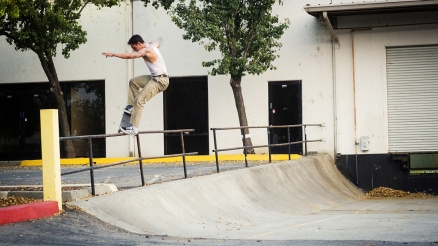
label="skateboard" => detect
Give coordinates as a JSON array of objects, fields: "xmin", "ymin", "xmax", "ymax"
[{"xmin": 118, "ymin": 105, "xmax": 132, "ymax": 133}]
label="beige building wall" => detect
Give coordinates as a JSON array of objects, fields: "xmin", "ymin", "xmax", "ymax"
[
  {"xmin": 3, "ymin": 1, "xmax": 435, "ymax": 160},
  {"xmin": 131, "ymin": 1, "xmax": 334, "ymax": 157}
]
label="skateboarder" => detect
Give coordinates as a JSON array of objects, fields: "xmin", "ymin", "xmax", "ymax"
[{"xmin": 102, "ymin": 35, "xmax": 169, "ymax": 135}]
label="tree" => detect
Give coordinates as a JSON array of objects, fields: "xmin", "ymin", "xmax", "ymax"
[
  {"xmin": 0, "ymin": 0, "xmax": 19, "ymax": 19},
  {"xmin": 146, "ymin": 0, "xmax": 290, "ymax": 153},
  {"xmin": 0, "ymin": 0, "xmax": 121, "ymax": 157}
]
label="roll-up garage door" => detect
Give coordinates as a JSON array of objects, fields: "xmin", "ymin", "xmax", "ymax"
[{"xmin": 386, "ymin": 45, "xmax": 438, "ymax": 152}]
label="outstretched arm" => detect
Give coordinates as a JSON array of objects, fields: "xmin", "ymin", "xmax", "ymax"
[
  {"xmin": 103, "ymin": 41, "xmax": 160, "ymax": 61},
  {"xmin": 103, "ymin": 40, "xmax": 160, "ymax": 59},
  {"xmin": 102, "ymin": 52, "xmax": 143, "ymax": 59}
]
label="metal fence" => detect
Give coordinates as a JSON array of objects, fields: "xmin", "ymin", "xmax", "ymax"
[
  {"xmin": 57, "ymin": 124, "xmax": 323, "ymax": 195},
  {"xmin": 211, "ymin": 124, "xmax": 324, "ymax": 172},
  {"xmin": 59, "ymin": 129, "xmax": 197, "ymax": 196}
]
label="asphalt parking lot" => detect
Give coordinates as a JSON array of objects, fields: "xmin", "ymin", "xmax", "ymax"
[
  {"xmin": 0, "ymin": 161, "xmax": 250, "ymax": 188},
  {"xmin": 2, "ymin": 205, "xmax": 437, "ymax": 246},
  {"xmin": 1, "ymin": 158, "xmax": 438, "ymax": 246}
]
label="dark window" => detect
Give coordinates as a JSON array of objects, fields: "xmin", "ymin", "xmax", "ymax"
[{"xmin": 0, "ymin": 81, "xmax": 105, "ymax": 160}]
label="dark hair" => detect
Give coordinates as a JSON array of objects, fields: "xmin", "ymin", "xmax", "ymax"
[{"xmin": 128, "ymin": 35, "xmax": 145, "ymax": 44}]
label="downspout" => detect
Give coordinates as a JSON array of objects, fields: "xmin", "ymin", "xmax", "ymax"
[
  {"xmin": 321, "ymin": 12, "xmax": 340, "ymax": 160},
  {"xmin": 332, "ymin": 35, "xmax": 340, "ymax": 160},
  {"xmin": 322, "ymin": 12, "xmax": 339, "ymax": 44}
]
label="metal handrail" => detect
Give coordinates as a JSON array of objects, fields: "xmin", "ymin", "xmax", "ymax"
[
  {"xmin": 59, "ymin": 129, "xmax": 197, "ymax": 196},
  {"xmin": 211, "ymin": 124, "xmax": 324, "ymax": 172}
]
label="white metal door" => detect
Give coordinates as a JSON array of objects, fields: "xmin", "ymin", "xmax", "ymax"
[{"xmin": 386, "ymin": 45, "xmax": 438, "ymax": 152}]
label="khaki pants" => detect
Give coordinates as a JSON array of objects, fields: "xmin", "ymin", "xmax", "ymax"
[{"xmin": 128, "ymin": 75, "xmax": 169, "ymax": 126}]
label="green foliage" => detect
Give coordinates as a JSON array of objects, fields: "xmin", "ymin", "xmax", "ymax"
[
  {"xmin": 0, "ymin": 0, "xmax": 21, "ymax": 19},
  {"xmin": 170, "ymin": 0, "xmax": 290, "ymax": 78},
  {"xmin": 141, "ymin": 0, "xmax": 175, "ymax": 10},
  {"xmin": 0, "ymin": 0, "xmax": 121, "ymax": 59}
]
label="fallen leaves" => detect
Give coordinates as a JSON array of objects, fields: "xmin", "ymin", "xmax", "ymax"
[
  {"xmin": 366, "ymin": 187, "xmax": 434, "ymax": 199},
  {"xmin": 0, "ymin": 195, "xmax": 43, "ymax": 207}
]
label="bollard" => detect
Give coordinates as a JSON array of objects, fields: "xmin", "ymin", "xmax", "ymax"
[{"xmin": 40, "ymin": 109, "xmax": 62, "ymax": 211}]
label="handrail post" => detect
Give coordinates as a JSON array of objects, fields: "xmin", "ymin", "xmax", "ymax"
[
  {"xmin": 267, "ymin": 127, "xmax": 272, "ymax": 163},
  {"xmin": 180, "ymin": 132, "xmax": 187, "ymax": 178},
  {"xmin": 88, "ymin": 138, "xmax": 96, "ymax": 196},
  {"xmin": 304, "ymin": 125, "xmax": 308, "ymax": 156},
  {"xmin": 287, "ymin": 127, "xmax": 291, "ymax": 160},
  {"xmin": 241, "ymin": 128, "xmax": 248, "ymax": 168},
  {"xmin": 136, "ymin": 135, "xmax": 145, "ymax": 186},
  {"xmin": 212, "ymin": 129, "xmax": 220, "ymax": 173}
]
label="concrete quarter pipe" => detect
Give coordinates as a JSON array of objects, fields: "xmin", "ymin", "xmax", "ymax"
[
  {"xmin": 70, "ymin": 155, "xmax": 368, "ymax": 239},
  {"xmin": 69, "ymin": 155, "xmax": 438, "ymax": 242}
]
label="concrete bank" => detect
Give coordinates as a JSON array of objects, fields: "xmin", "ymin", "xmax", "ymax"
[
  {"xmin": 69, "ymin": 155, "xmax": 370, "ymax": 239},
  {"xmin": 69, "ymin": 155, "xmax": 438, "ymax": 242}
]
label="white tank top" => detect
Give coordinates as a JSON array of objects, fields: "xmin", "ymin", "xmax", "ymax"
[{"xmin": 144, "ymin": 45, "xmax": 168, "ymax": 76}]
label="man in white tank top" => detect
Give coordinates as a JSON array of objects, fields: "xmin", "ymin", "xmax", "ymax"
[{"xmin": 102, "ymin": 35, "xmax": 169, "ymax": 135}]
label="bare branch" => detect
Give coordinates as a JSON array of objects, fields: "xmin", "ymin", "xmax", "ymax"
[{"xmin": 77, "ymin": 0, "xmax": 91, "ymax": 16}]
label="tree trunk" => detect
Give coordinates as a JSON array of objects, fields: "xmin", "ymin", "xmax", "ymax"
[
  {"xmin": 230, "ymin": 77, "xmax": 255, "ymax": 154},
  {"xmin": 51, "ymin": 84, "xmax": 75, "ymax": 158},
  {"xmin": 37, "ymin": 53, "xmax": 75, "ymax": 158}
]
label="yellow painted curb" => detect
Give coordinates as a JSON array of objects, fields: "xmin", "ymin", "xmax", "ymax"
[{"xmin": 20, "ymin": 154, "xmax": 301, "ymax": 166}]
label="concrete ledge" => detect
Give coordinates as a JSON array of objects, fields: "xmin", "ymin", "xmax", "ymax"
[
  {"xmin": 0, "ymin": 192, "xmax": 7, "ymax": 199},
  {"xmin": 0, "ymin": 201, "xmax": 59, "ymax": 225},
  {"xmin": 0, "ymin": 184, "xmax": 118, "ymax": 202},
  {"xmin": 0, "ymin": 161, "xmax": 21, "ymax": 167}
]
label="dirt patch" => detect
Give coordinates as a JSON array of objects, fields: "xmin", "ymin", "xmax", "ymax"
[{"xmin": 366, "ymin": 187, "xmax": 434, "ymax": 199}]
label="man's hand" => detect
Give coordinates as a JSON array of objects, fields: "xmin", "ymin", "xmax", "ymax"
[
  {"xmin": 102, "ymin": 52, "xmax": 114, "ymax": 58},
  {"xmin": 148, "ymin": 41, "xmax": 160, "ymax": 48}
]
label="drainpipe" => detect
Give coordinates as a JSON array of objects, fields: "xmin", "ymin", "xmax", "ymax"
[
  {"xmin": 321, "ymin": 11, "xmax": 340, "ymax": 159},
  {"xmin": 332, "ymin": 35, "xmax": 340, "ymax": 160},
  {"xmin": 322, "ymin": 12, "xmax": 339, "ymax": 44}
]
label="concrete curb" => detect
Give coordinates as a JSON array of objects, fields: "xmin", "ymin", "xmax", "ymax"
[
  {"xmin": 0, "ymin": 184, "xmax": 118, "ymax": 202},
  {"xmin": 0, "ymin": 184, "xmax": 117, "ymax": 225},
  {"xmin": 0, "ymin": 201, "xmax": 59, "ymax": 225},
  {"xmin": 0, "ymin": 161, "xmax": 21, "ymax": 167}
]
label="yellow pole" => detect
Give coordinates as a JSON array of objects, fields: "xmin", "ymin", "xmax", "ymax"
[{"xmin": 40, "ymin": 109, "xmax": 62, "ymax": 211}]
